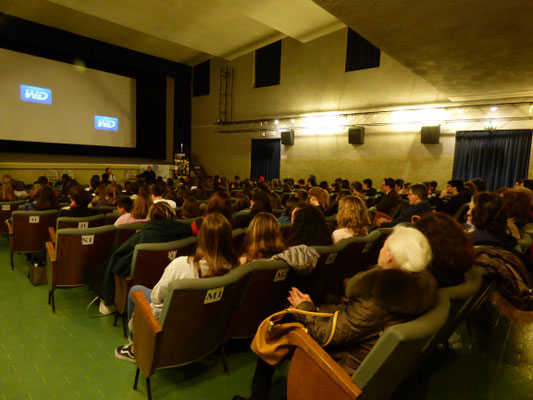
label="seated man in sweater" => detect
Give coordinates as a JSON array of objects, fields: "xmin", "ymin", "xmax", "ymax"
[
  {"xmin": 375, "ymin": 177, "xmax": 401, "ymax": 216},
  {"xmin": 379, "ymin": 183, "xmax": 433, "ymax": 227},
  {"xmin": 436, "ymin": 179, "xmax": 467, "ymax": 217}
]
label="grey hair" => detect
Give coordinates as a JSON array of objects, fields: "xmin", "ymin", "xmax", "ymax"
[{"xmin": 385, "ymin": 226, "xmax": 432, "ymax": 272}]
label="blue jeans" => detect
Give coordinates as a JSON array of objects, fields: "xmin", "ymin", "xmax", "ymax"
[{"xmin": 127, "ymin": 285, "xmax": 152, "ymax": 339}]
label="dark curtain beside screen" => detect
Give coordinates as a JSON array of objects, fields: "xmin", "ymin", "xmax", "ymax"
[
  {"xmin": 250, "ymin": 139, "xmax": 280, "ymax": 180},
  {"xmin": 452, "ymin": 130, "xmax": 532, "ymax": 190}
]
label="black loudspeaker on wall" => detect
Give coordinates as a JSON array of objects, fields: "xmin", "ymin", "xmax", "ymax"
[
  {"xmin": 348, "ymin": 127, "xmax": 365, "ymax": 144},
  {"xmin": 421, "ymin": 126, "xmax": 440, "ymax": 144},
  {"xmin": 281, "ymin": 130, "xmax": 294, "ymax": 145}
]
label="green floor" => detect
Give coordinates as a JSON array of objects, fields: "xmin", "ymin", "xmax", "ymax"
[{"xmin": 1, "ymin": 233, "xmax": 533, "ymax": 399}]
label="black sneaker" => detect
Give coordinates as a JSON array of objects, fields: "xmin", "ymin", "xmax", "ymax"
[{"xmin": 115, "ymin": 344, "xmax": 136, "ymax": 363}]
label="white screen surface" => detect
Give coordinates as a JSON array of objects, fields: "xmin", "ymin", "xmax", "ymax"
[{"xmin": 0, "ymin": 48, "xmax": 136, "ymax": 148}]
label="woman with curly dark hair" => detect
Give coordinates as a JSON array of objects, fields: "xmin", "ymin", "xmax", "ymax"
[
  {"xmin": 468, "ymin": 192, "xmax": 516, "ymax": 249},
  {"xmin": 287, "ymin": 202, "xmax": 333, "ymax": 246},
  {"xmin": 502, "ymin": 187, "xmax": 533, "ymax": 233},
  {"xmin": 416, "ymin": 212, "xmax": 475, "ymax": 287}
]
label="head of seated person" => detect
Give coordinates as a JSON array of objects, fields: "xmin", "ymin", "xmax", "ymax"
[
  {"xmin": 468, "ymin": 192, "xmax": 514, "ymax": 246},
  {"xmin": 502, "ymin": 187, "xmax": 533, "ymax": 229},
  {"xmin": 288, "ymin": 202, "xmax": 333, "ymax": 246},
  {"xmin": 378, "ymin": 226, "xmax": 433, "ymax": 273},
  {"xmin": 333, "ymin": 196, "xmax": 370, "ymax": 241},
  {"xmin": 116, "ymin": 197, "xmax": 133, "ymax": 215},
  {"xmin": 33, "ymin": 185, "xmax": 59, "ymax": 211},
  {"xmin": 147, "ymin": 202, "xmax": 176, "ymax": 221},
  {"xmin": 308, "ymin": 187, "xmax": 330, "ymax": 213},
  {"xmin": 250, "ymin": 190, "xmax": 273, "ymax": 216},
  {"xmin": 206, "ymin": 190, "xmax": 234, "ymax": 226},
  {"xmin": 415, "ymin": 212, "xmax": 475, "ymax": 288},
  {"xmin": 181, "ymin": 196, "xmax": 201, "ymax": 218},
  {"xmin": 240, "ymin": 212, "xmax": 286, "ymax": 264},
  {"xmin": 191, "ymin": 213, "xmax": 239, "ymax": 277},
  {"xmin": 69, "ymin": 185, "xmax": 92, "ymax": 208}
]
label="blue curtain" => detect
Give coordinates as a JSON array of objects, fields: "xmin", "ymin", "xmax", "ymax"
[
  {"xmin": 251, "ymin": 139, "xmax": 280, "ymax": 180},
  {"xmin": 452, "ymin": 130, "xmax": 532, "ymax": 190}
]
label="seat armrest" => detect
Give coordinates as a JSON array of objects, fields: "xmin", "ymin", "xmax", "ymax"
[
  {"xmin": 132, "ymin": 290, "xmax": 163, "ymax": 378},
  {"xmin": 46, "ymin": 241, "xmax": 56, "ymax": 262},
  {"xmin": 287, "ymin": 329, "xmax": 361, "ymax": 400},
  {"xmin": 6, "ymin": 219, "xmax": 13, "ymax": 235},
  {"xmin": 49, "ymin": 227, "xmax": 56, "ymax": 244}
]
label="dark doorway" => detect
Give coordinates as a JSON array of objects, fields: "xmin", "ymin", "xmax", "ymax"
[{"xmin": 250, "ymin": 139, "xmax": 280, "ymax": 180}]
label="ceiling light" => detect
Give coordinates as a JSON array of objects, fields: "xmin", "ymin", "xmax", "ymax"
[
  {"xmin": 490, "ymin": 106, "xmax": 498, "ymax": 112},
  {"xmin": 457, "ymin": 108, "xmax": 464, "ymax": 114},
  {"xmin": 290, "ymin": 119, "xmax": 295, "ymax": 124},
  {"xmin": 274, "ymin": 120, "xmax": 279, "ymax": 125}
]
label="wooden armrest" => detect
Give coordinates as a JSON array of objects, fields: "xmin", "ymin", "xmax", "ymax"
[
  {"xmin": 6, "ymin": 219, "xmax": 13, "ymax": 235},
  {"xmin": 287, "ymin": 329, "xmax": 361, "ymax": 400},
  {"xmin": 132, "ymin": 289, "xmax": 162, "ymax": 378},
  {"xmin": 49, "ymin": 227, "xmax": 56, "ymax": 244},
  {"xmin": 46, "ymin": 241, "xmax": 56, "ymax": 262},
  {"xmin": 125, "ymin": 275, "xmax": 133, "ymax": 282}
]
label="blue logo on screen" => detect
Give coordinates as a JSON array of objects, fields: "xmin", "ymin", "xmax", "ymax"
[
  {"xmin": 20, "ymin": 85, "xmax": 52, "ymax": 104},
  {"xmin": 94, "ymin": 116, "xmax": 118, "ymax": 131}
]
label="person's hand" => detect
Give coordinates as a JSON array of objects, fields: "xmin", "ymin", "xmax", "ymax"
[
  {"xmin": 440, "ymin": 188, "xmax": 449, "ymax": 198},
  {"xmin": 288, "ymin": 287, "xmax": 312, "ymax": 307}
]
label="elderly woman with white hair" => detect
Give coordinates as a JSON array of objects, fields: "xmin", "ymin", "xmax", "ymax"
[{"xmin": 233, "ymin": 226, "xmax": 438, "ymax": 400}]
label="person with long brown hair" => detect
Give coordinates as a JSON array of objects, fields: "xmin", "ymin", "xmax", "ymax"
[
  {"xmin": 332, "ymin": 195, "xmax": 370, "ymax": 243},
  {"xmin": 0, "ymin": 183, "xmax": 16, "ymax": 201},
  {"xmin": 115, "ymin": 213, "xmax": 239, "ymax": 362},
  {"xmin": 206, "ymin": 190, "xmax": 235, "ymax": 226},
  {"xmin": 308, "ymin": 187, "xmax": 330, "ymax": 213},
  {"xmin": 240, "ymin": 212, "xmax": 286, "ymax": 264}
]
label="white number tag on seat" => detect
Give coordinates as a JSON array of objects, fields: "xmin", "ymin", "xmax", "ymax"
[
  {"xmin": 2, "ymin": 205, "xmax": 10, "ymax": 211},
  {"xmin": 81, "ymin": 235, "xmax": 94, "ymax": 245},
  {"xmin": 29, "ymin": 216, "xmax": 40, "ymax": 223},
  {"xmin": 204, "ymin": 287, "xmax": 224, "ymax": 304},
  {"xmin": 78, "ymin": 222, "xmax": 88, "ymax": 229},
  {"xmin": 274, "ymin": 268, "xmax": 289, "ymax": 282},
  {"xmin": 326, "ymin": 253, "xmax": 337, "ymax": 264}
]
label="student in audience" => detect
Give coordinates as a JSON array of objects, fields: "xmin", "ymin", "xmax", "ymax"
[
  {"xmin": 233, "ymin": 226, "xmax": 437, "ymax": 400},
  {"xmin": 59, "ymin": 186, "xmax": 99, "ymax": 217},
  {"xmin": 0, "ymin": 183, "xmax": 16, "ymax": 201},
  {"xmin": 114, "ymin": 187, "xmax": 152, "ymax": 226},
  {"xmin": 502, "ymin": 187, "xmax": 533, "ymax": 238},
  {"xmin": 375, "ymin": 177, "xmax": 400, "ymax": 216},
  {"xmin": 235, "ymin": 190, "xmax": 273, "ymax": 228},
  {"xmin": 240, "ymin": 213, "xmax": 286, "ymax": 264},
  {"xmin": 150, "ymin": 184, "xmax": 177, "ymax": 208},
  {"xmin": 86, "ymin": 175, "xmax": 100, "ymax": 194},
  {"xmin": 351, "ymin": 181, "xmax": 366, "ymax": 198},
  {"xmin": 115, "ymin": 213, "xmax": 239, "ymax": 362},
  {"xmin": 278, "ymin": 196, "xmax": 298, "ymax": 224},
  {"xmin": 180, "ymin": 196, "xmax": 201, "ymax": 219},
  {"xmin": 97, "ymin": 183, "xmax": 121, "ymax": 207},
  {"xmin": 294, "ymin": 189, "xmax": 308, "ymax": 202},
  {"xmin": 468, "ymin": 192, "xmax": 517, "ymax": 249},
  {"xmin": 332, "ymin": 196, "xmax": 370, "ymax": 243},
  {"xmin": 102, "ymin": 202, "xmax": 202, "ymax": 307},
  {"xmin": 205, "ymin": 190, "xmax": 235, "ymax": 227},
  {"xmin": 437, "ymin": 179, "xmax": 468, "ymax": 217},
  {"xmin": 287, "ymin": 202, "xmax": 333, "ymax": 246},
  {"xmin": 362, "ymin": 178, "xmax": 377, "ymax": 197},
  {"xmin": 115, "ymin": 197, "xmax": 133, "ymax": 215},
  {"xmin": 234, "ymin": 194, "xmax": 251, "ymax": 212},
  {"xmin": 379, "ymin": 183, "xmax": 432, "ymax": 227},
  {"xmin": 308, "ymin": 187, "xmax": 330, "ymax": 214},
  {"xmin": 416, "ymin": 212, "xmax": 475, "ymax": 287},
  {"xmin": 24, "ymin": 185, "xmax": 59, "ymax": 211},
  {"xmin": 92, "ymin": 183, "xmax": 108, "ymax": 205}
]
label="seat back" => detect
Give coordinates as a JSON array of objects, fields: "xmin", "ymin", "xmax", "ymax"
[
  {"xmin": 131, "ymin": 237, "xmax": 198, "ymax": 289},
  {"xmin": 0, "ymin": 200, "xmax": 27, "ymax": 233},
  {"xmin": 364, "ymin": 227, "xmax": 393, "ymax": 266},
  {"xmin": 327, "ymin": 231, "xmax": 381, "ymax": 295},
  {"xmin": 352, "ymin": 292, "xmax": 450, "ymax": 400},
  {"xmin": 11, "ymin": 210, "xmax": 58, "ymax": 252},
  {"xmin": 454, "ymin": 202, "xmax": 470, "ymax": 223},
  {"xmin": 143, "ymin": 265, "xmax": 252, "ymax": 373},
  {"xmin": 280, "ymin": 222, "xmax": 292, "ymax": 243},
  {"xmin": 114, "ymin": 222, "xmax": 146, "ymax": 249},
  {"xmin": 290, "ymin": 244, "xmax": 339, "ymax": 304},
  {"xmin": 56, "ymin": 214, "xmax": 105, "ymax": 230},
  {"xmin": 51, "ymin": 225, "xmax": 117, "ymax": 288},
  {"xmin": 105, "ymin": 212, "xmax": 121, "ymax": 225},
  {"xmin": 97, "ymin": 206, "xmax": 117, "ymax": 215},
  {"xmin": 232, "ymin": 259, "xmax": 291, "ymax": 338},
  {"xmin": 324, "ymin": 213, "xmax": 337, "ymax": 233}
]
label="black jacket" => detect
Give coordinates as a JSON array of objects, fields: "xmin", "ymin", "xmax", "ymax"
[{"xmin": 380, "ymin": 201, "xmax": 433, "ymax": 227}]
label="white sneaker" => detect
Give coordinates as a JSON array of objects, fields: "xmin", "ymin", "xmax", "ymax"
[{"xmin": 99, "ymin": 299, "xmax": 116, "ymax": 315}]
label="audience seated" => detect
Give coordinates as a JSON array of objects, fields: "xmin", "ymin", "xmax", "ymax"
[
  {"xmin": 206, "ymin": 190, "xmax": 235, "ymax": 227},
  {"xmin": 379, "ymin": 183, "xmax": 432, "ymax": 227},
  {"xmin": 24, "ymin": 185, "xmax": 59, "ymax": 211},
  {"xmin": 150, "ymin": 184, "xmax": 176, "ymax": 208},
  {"xmin": 287, "ymin": 202, "xmax": 333, "ymax": 246},
  {"xmin": 239, "ymin": 213, "xmax": 286, "ymax": 264},
  {"xmin": 278, "ymin": 196, "xmax": 298, "ymax": 224},
  {"xmin": 97, "ymin": 183, "xmax": 121, "ymax": 207},
  {"xmin": 232, "ymin": 226, "xmax": 437, "ymax": 400},
  {"xmin": 362, "ymin": 178, "xmax": 377, "ymax": 197},
  {"xmin": 502, "ymin": 187, "xmax": 533, "ymax": 239},
  {"xmin": 235, "ymin": 190, "xmax": 272, "ymax": 229},
  {"xmin": 416, "ymin": 212, "xmax": 475, "ymax": 287},
  {"xmin": 308, "ymin": 187, "xmax": 330, "ymax": 214},
  {"xmin": 332, "ymin": 196, "xmax": 370, "ymax": 243},
  {"xmin": 0, "ymin": 182, "xmax": 17, "ymax": 201},
  {"xmin": 180, "ymin": 195, "xmax": 201, "ymax": 219},
  {"xmin": 102, "ymin": 202, "xmax": 202, "ymax": 307},
  {"xmin": 115, "ymin": 212, "xmax": 239, "ymax": 363},
  {"xmin": 59, "ymin": 186, "xmax": 99, "ymax": 217},
  {"xmin": 375, "ymin": 177, "xmax": 400, "ymax": 216},
  {"xmin": 436, "ymin": 179, "xmax": 469, "ymax": 216},
  {"xmin": 114, "ymin": 186, "xmax": 152, "ymax": 226}
]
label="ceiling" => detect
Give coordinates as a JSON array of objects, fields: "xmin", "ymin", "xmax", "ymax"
[{"xmin": 2, "ymin": 0, "xmax": 533, "ymax": 103}]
